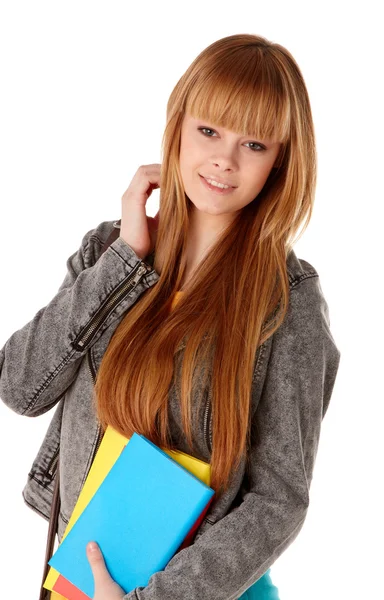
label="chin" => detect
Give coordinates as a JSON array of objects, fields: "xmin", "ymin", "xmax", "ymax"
[{"xmin": 190, "ymin": 195, "xmax": 224, "ymax": 212}]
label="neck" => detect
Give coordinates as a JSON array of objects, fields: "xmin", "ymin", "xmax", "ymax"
[
  {"xmin": 178, "ymin": 207, "xmax": 234, "ymax": 290},
  {"xmin": 153, "ymin": 207, "xmax": 236, "ymax": 289}
]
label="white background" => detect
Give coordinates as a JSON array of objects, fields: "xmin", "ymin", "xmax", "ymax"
[{"xmin": 0, "ymin": 1, "xmax": 382, "ymax": 599}]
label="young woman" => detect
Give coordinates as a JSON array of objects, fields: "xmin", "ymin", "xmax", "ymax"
[{"xmin": 0, "ymin": 34, "xmax": 340, "ymax": 600}]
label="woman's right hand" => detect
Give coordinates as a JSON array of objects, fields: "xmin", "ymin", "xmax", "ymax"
[{"xmin": 120, "ymin": 164, "xmax": 161, "ymax": 260}]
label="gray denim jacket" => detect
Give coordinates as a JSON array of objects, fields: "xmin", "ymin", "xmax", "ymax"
[{"xmin": 0, "ymin": 219, "xmax": 341, "ymax": 600}]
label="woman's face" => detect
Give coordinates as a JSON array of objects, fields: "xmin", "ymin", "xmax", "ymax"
[{"xmin": 179, "ymin": 112, "xmax": 282, "ymax": 222}]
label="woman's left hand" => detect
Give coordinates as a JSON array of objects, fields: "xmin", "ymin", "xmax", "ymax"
[{"xmin": 86, "ymin": 541, "xmax": 126, "ymax": 599}]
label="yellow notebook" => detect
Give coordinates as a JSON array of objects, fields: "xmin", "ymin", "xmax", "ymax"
[{"xmin": 44, "ymin": 425, "xmax": 211, "ymax": 599}]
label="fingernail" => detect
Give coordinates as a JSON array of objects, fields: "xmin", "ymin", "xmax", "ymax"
[{"xmin": 88, "ymin": 542, "xmax": 98, "ymax": 552}]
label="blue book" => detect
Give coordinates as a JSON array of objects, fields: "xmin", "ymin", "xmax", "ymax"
[{"xmin": 48, "ymin": 432, "xmax": 215, "ymax": 598}]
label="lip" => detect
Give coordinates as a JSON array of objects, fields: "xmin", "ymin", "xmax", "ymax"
[
  {"xmin": 199, "ymin": 174, "xmax": 237, "ymax": 187},
  {"xmin": 199, "ymin": 174, "xmax": 237, "ymax": 195}
]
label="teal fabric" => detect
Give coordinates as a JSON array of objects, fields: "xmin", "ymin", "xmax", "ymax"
[{"xmin": 237, "ymin": 569, "xmax": 280, "ymax": 600}]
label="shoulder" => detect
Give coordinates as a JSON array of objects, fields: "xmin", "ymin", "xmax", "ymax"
[
  {"xmin": 284, "ymin": 248, "xmax": 332, "ymax": 322},
  {"xmin": 283, "ymin": 250, "xmax": 338, "ymax": 350},
  {"xmin": 283, "ymin": 249, "xmax": 327, "ymax": 322},
  {"xmin": 286, "ymin": 248, "xmax": 319, "ymax": 289}
]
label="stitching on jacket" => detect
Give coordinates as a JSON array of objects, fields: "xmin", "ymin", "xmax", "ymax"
[
  {"xmin": 22, "ymin": 349, "xmax": 79, "ymax": 415},
  {"xmin": 78, "ymin": 420, "xmax": 101, "ymax": 499},
  {"xmin": 43, "ymin": 441, "xmax": 61, "ymax": 479},
  {"xmin": 27, "ymin": 471, "xmax": 55, "ymax": 490},
  {"xmin": 252, "ymin": 341, "xmax": 268, "ymax": 385},
  {"xmin": 109, "ymin": 243, "xmax": 136, "ymax": 265},
  {"xmin": 89, "ymin": 234, "xmax": 104, "ymax": 246},
  {"xmin": 88, "ymin": 233, "xmax": 105, "ymax": 258},
  {"xmin": 81, "ymin": 238, "xmax": 92, "ymax": 267},
  {"xmin": 88, "ymin": 224, "xmax": 116, "ymax": 262},
  {"xmin": 251, "ymin": 272, "xmax": 319, "ymax": 388},
  {"xmin": 88, "ymin": 346, "xmax": 97, "ymax": 378},
  {"xmin": 289, "ymin": 272, "xmax": 318, "ymax": 290},
  {"xmin": 204, "ymin": 516, "xmax": 216, "ymax": 525},
  {"xmin": 82, "ymin": 234, "xmax": 103, "ymax": 267},
  {"xmin": 59, "ymin": 510, "xmax": 69, "ymax": 524}
]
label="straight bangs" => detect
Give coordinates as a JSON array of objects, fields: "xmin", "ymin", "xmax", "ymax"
[{"xmin": 184, "ymin": 52, "xmax": 291, "ymax": 146}]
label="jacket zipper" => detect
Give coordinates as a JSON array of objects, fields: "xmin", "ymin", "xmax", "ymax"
[
  {"xmin": 46, "ymin": 446, "xmax": 60, "ymax": 479},
  {"xmin": 72, "ymin": 261, "xmax": 152, "ymax": 351},
  {"xmin": 203, "ymin": 387, "xmax": 214, "ymax": 525},
  {"xmin": 92, "ymin": 423, "xmax": 104, "ymax": 462},
  {"xmin": 209, "ymin": 393, "xmax": 212, "ymax": 452},
  {"xmin": 204, "ymin": 386, "xmax": 213, "ymax": 454},
  {"xmin": 87, "ymin": 350, "xmax": 104, "ymax": 461}
]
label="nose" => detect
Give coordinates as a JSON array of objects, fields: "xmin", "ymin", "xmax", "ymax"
[
  {"xmin": 210, "ymin": 142, "xmax": 239, "ymax": 169},
  {"xmin": 211, "ymin": 158, "xmax": 236, "ymax": 173}
]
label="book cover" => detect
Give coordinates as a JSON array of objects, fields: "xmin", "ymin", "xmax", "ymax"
[
  {"xmin": 44, "ymin": 425, "xmax": 212, "ymax": 599},
  {"xmin": 48, "ymin": 432, "xmax": 214, "ymax": 598}
]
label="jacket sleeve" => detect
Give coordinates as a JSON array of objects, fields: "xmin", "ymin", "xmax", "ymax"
[
  {"xmin": 122, "ymin": 274, "xmax": 341, "ymax": 600},
  {"xmin": 0, "ymin": 220, "xmax": 157, "ymax": 418}
]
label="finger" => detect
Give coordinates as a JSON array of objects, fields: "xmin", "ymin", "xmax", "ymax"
[{"xmin": 87, "ymin": 541, "xmax": 110, "ymax": 586}]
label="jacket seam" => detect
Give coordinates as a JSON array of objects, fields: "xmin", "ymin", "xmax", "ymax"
[
  {"xmin": 288, "ymin": 271, "xmax": 318, "ymax": 289},
  {"xmin": 88, "ymin": 230, "xmax": 117, "ymax": 260},
  {"xmin": 81, "ymin": 237, "xmax": 93, "ymax": 267},
  {"xmin": 43, "ymin": 441, "xmax": 61, "ymax": 478},
  {"xmin": 88, "ymin": 233, "xmax": 105, "ymax": 253},
  {"xmin": 89, "ymin": 346, "xmax": 97, "ymax": 378},
  {"xmin": 252, "ymin": 340, "xmax": 268, "ymax": 385},
  {"xmin": 21, "ymin": 349, "xmax": 78, "ymax": 415},
  {"xmin": 89, "ymin": 233, "xmax": 104, "ymax": 245},
  {"xmin": 89, "ymin": 229, "xmax": 137, "ymax": 267},
  {"xmin": 252, "ymin": 273, "xmax": 318, "ymax": 386},
  {"xmin": 109, "ymin": 242, "xmax": 138, "ymax": 266},
  {"xmin": 27, "ymin": 471, "xmax": 55, "ymax": 491},
  {"xmin": 79, "ymin": 424, "xmax": 101, "ymax": 494},
  {"xmin": 59, "ymin": 509, "xmax": 69, "ymax": 524}
]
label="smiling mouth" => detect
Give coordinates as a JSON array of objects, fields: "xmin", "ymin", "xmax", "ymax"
[
  {"xmin": 199, "ymin": 174, "xmax": 237, "ymax": 188},
  {"xmin": 198, "ymin": 174, "xmax": 238, "ymax": 196}
]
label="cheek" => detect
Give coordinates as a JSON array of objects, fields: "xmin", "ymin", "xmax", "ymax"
[
  {"xmin": 178, "ymin": 157, "xmax": 197, "ymax": 194},
  {"xmin": 179, "ymin": 157, "xmax": 190, "ymax": 186},
  {"xmin": 179, "ymin": 149, "xmax": 200, "ymax": 180},
  {"xmin": 250, "ymin": 163, "xmax": 274, "ymax": 188}
]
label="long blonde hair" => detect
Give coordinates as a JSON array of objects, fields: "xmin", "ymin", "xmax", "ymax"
[{"xmin": 93, "ymin": 33, "xmax": 316, "ymax": 498}]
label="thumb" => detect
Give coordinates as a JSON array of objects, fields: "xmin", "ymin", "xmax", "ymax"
[
  {"xmin": 86, "ymin": 541, "xmax": 110, "ymax": 585},
  {"xmin": 86, "ymin": 541, "xmax": 126, "ymax": 599}
]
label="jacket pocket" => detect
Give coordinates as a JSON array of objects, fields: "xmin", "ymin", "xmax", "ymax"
[
  {"xmin": 22, "ymin": 399, "xmax": 64, "ymax": 520},
  {"xmin": 45, "ymin": 444, "xmax": 60, "ymax": 481}
]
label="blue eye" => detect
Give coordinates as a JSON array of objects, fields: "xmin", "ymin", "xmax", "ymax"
[{"xmin": 198, "ymin": 127, "xmax": 265, "ymax": 152}]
